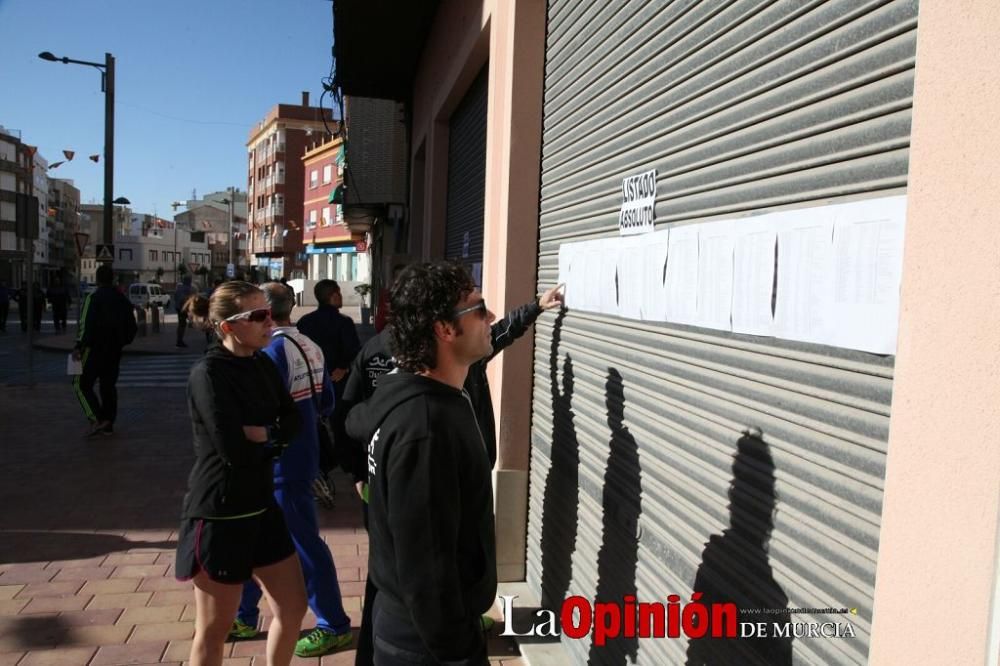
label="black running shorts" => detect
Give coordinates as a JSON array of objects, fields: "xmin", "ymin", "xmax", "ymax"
[{"xmin": 174, "ymin": 503, "xmax": 295, "ymax": 584}]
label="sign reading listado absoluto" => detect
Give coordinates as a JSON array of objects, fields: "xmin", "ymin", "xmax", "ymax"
[{"xmin": 618, "ymin": 168, "xmax": 657, "ymax": 236}]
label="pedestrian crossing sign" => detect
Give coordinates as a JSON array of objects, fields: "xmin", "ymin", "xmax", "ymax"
[{"xmin": 96, "ymin": 244, "xmax": 114, "ymax": 262}]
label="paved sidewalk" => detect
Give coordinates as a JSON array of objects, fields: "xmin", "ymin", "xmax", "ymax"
[{"xmin": 0, "ymin": 362, "xmax": 521, "ymax": 664}]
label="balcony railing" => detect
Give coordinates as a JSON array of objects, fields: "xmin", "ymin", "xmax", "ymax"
[{"xmin": 251, "ymin": 235, "xmax": 284, "ymax": 254}]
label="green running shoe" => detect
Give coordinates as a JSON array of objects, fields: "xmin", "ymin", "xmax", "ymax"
[
  {"xmin": 294, "ymin": 627, "xmax": 352, "ymax": 657},
  {"xmin": 228, "ymin": 618, "xmax": 259, "ymax": 640}
]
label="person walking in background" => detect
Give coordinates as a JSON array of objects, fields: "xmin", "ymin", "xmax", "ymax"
[
  {"xmin": 14, "ymin": 283, "xmax": 28, "ymax": 332},
  {"xmin": 296, "ymin": 279, "xmax": 360, "ymax": 487},
  {"xmin": 175, "ymin": 281, "xmax": 305, "ymax": 666},
  {"xmin": 0, "ymin": 281, "xmax": 10, "ymax": 332},
  {"xmin": 208, "ymin": 277, "xmax": 223, "ymax": 297},
  {"xmin": 30, "ymin": 282, "xmax": 44, "ymax": 332},
  {"xmin": 72, "ymin": 265, "xmax": 137, "ymax": 438},
  {"xmin": 346, "ymin": 261, "xmax": 497, "ymax": 665},
  {"xmin": 47, "ymin": 276, "xmax": 70, "ymax": 333},
  {"xmin": 174, "ymin": 275, "xmax": 195, "ymax": 348},
  {"xmin": 229, "ymin": 282, "xmax": 353, "ymax": 657}
]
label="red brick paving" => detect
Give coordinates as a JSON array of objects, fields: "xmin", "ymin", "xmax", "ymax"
[
  {"xmin": 57, "ymin": 609, "xmax": 124, "ymax": 628},
  {"xmin": 89, "ymin": 640, "xmax": 167, "ymax": 665},
  {"xmin": 17, "ymin": 646, "xmax": 99, "ymax": 665}
]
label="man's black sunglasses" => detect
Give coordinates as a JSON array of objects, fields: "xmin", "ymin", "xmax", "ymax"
[{"xmin": 451, "ymin": 299, "xmax": 487, "ymax": 319}]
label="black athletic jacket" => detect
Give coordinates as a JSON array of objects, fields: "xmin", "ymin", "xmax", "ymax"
[
  {"xmin": 182, "ymin": 342, "xmax": 300, "ymax": 519},
  {"xmin": 75, "ymin": 286, "xmax": 137, "ymax": 351},
  {"xmin": 345, "ymin": 372, "xmax": 496, "ymax": 662},
  {"xmin": 340, "ymin": 329, "xmax": 394, "ymax": 481}
]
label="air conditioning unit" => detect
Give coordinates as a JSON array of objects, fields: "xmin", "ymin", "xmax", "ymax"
[{"xmin": 343, "ymin": 96, "xmax": 407, "ymax": 219}]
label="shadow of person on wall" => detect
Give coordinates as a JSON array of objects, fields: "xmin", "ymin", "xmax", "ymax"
[
  {"xmin": 539, "ymin": 310, "xmax": 580, "ymax": 614},
  {"xmin": 686, "ymin": 429, "xmax": 792, "ymax": 665},
  {"xmin": 587, "ymin": 368, "xmax": 642, "ymax": 665}
]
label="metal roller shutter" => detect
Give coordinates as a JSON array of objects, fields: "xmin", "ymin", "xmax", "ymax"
[
  {"xmin": 444, "ymin": 66, "xmax": 488, "ymax": 269},
  {"xmin": 526, "ymin": 1, "xmax": 917, "ymax": 663}
]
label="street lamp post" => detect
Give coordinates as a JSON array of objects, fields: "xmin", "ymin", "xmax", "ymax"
[
  {"xmin": 170, "ymin": 201, "xmax": 185, "ymax": 286},
  {"xmin": 38, "ymin": 51, "xmax": 115, "ymax": 265},
  {"xmin": 218, "ymin": 188, "xmax": 236, "ymax": 275}
]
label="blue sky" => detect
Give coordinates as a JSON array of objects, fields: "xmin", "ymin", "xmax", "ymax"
[{"xmin": 0, "ymin": 0, "xmax": 336, "ymax": 216}]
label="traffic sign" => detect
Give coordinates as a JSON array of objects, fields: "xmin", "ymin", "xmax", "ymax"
[
  {"xmin": 74, "ymin": 232, "xmax": 89, "ymax": 256},
  {"xmin": 96, "ymin": 244, "xmax": 114, "ymax": 262},
  {"xmin": 355, "ymin": 239, "xmax": 368, "ymax": 252},
  {"xmin": 226, "ymin": 263, "xmax": 236, "ymax": 278}
]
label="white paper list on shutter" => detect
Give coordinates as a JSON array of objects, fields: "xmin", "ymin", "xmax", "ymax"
[{"xmin": 556, "ymin": 195, "xmax": 907, "ymax": 354}]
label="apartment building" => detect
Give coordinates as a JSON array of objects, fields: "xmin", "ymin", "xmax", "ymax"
[
  {"xmin": 47, "ymin": 178, "xmax": 81, "ymax": 283},
  {"xmin": 246, "ymin": 92, "xmax": 337, "ymax": 280},
  {"xmin": 0, "ymin": 127, "xmax": 31, "ymax": 285}
]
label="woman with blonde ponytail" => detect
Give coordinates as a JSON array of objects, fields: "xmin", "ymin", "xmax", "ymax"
[{"xmin": 174, "ymin": 281, "xmax": 307, "ymax": 666}]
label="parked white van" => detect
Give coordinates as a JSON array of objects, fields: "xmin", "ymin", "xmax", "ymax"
[{"xmin": 128, "ymin": 283, "xmax": 170, "ymax": 309}]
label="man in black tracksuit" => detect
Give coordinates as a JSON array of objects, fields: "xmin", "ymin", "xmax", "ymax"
[
  {"xmin": 73, "ymin": 264, "xmax": 137, "ymax": 437},
  {"xmin": 346, "ymin": 261, "xmax": 498, "ymax": 665},
  {"xmin": 342, "ymin": 284, "xmax": 564, "ymax": 665}
]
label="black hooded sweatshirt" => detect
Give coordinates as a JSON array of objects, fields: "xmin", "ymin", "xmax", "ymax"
[
  {"xmin": 183, "ymin": 342, "xmax": 300, "ymax": 519},
  {"xmin": 345, "ymin": 371, "xmax": 496, "ymax": 661}
]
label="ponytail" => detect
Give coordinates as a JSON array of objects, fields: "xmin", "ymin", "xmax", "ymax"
[
  {"xmin": 183, "ymin": 294, "xmax": 211, "ymax": 330},
  {"xmin": 182, "ymin": 281, "xmax": 261, "ymax": 332}
]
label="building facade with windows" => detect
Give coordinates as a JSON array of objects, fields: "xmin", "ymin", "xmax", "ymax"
[
  {"xmin": 173, "ymin": 189, "xmax": 248, "ymax": 281},
  {"xmin": 78, "ymin": 204, "xmax": 209, "ymax": 288},
  {"xmin": 30, "ymin": 155, "xmax": 49, "ymax": 272},
  {"xmin": 113, "ymin": 229, "xmax": 210, "ymax": 287},
  {"xmin": 0, "ymin": 126, "xmax": 33, "ymax": 286},
  {"xmin": 246, "ymin": 92, "xmax": 337, "ymax": 280},
  {"xmin": 301, "ymin": 136, "xmax": 369, "ymax": 286},
  {"xmin": 47, "ymin": 178, "xmax": 81, "ymax": 284}
]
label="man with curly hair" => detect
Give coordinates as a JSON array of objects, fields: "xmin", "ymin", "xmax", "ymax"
[{"xmin": 346, "ymin": 261, "xmax": 496, "ymax": 664}]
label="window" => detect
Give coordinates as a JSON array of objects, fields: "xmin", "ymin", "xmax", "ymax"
[
  {"xmin": 322, "ymin": 206, "xmax": 331, "ymax": 227},
  {"xmin": 307, "ymin": 209, "xmax": 318, "ymax": 230},
  {"xmin": 149, "ymin": 249, "xmax": 158, "ymax": 261},
  {"xmin": 309, "ymin": 170, "xmax": 318, "ymax": 188},
  {"xmin": 322, "ymin": 164, "xmax": 332, "ymax": 184}
]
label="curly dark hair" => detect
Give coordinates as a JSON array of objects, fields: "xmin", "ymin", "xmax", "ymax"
[{"xmin": 388, "ymin": 261, "xmax": 475, "ymax": 372}]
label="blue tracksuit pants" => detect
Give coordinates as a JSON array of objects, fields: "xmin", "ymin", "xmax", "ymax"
[{"xmin": 237, "ymin": 481, "xmax": 351, "ymax": 634}]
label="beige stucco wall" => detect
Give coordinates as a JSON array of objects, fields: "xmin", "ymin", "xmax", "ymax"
[
  {"xmin": 408, "ymin": 0, "xmax": 547, "ymax": 582},
  {"xmin": 869, "ymin": 2, "xmax": 1000, "ymax": 663}
]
